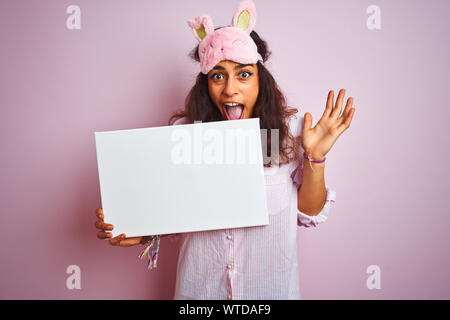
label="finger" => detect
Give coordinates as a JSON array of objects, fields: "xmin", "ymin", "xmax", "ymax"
[
  {"xmin": 109, "ymin": 233, "xmax": 126, "ymax": 246},
  {"xmin": 303, "ymin": 112, "xmax": 312, "ymax": 132},
  {"xmin": 96, "ymin": 208, "xmax": 104, "ymax": 220},
  {"xmin": 336, "ymin": 108, "xmax": 355, "ymax": 135},
  {"xmin": 337, "ymin": 97, "xmax": 353, "ymax": 125},
  {"xmin": 95, "ymin": 220, "xmax": 114, "ymax": 231},
  {"xmin": 330, "ymin": 89, "xmax": 345, "ymax": 120},
  {"xmin": 322, "ymin": 90, "xmax": 334, "ymax": 118},
  {"xmin": 116, "ymin": 237, "xmax": 141, "ymax": 247},
  {"xmin": 97, "ymin": 231, "xmax": 112, "ymax": 239}
]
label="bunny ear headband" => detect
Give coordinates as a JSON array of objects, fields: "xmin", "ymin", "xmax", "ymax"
[{"xmin": 187, "ymin": 0, "xmax": 264, "ymax": 74}]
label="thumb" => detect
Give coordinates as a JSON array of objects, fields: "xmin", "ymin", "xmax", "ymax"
[{"xmin": 303, "ymin": 112, "xmax": 312, "ymax": 132}]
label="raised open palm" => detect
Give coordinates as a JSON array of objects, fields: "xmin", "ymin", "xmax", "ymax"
[{"xmin": 301, "ymin": 89, "xmax": 356, "ymax": 160}]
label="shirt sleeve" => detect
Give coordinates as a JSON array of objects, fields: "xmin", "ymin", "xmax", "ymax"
[
  {"xmin": 287, "ymin": 106, "xmax": 337, "ymax": 228},
  {"xmin": 297, "ymin": 187, "xmax": 336, "ymax": 228},
  {"xmin": 173, "ymin": 116, "xmax": 189, "ymax": 125}
]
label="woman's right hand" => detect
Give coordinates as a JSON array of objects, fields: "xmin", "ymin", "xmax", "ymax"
[{"xmin": 95, "ymin": 208, "xmax": 145, "ymax": 247}]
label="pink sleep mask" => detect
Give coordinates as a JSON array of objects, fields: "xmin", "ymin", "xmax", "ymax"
[{"xmin": 187, "ymin": 0, "xmax": 264, "ymax": 74}]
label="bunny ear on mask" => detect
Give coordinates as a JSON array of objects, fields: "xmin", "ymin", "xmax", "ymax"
[
  {"xmin": 231, "ymin": 0, "xmax": 257, "ymax": 33},
  {"xmin": 187, "ymin": 15, "xmax": 214, "ymax": 41}
]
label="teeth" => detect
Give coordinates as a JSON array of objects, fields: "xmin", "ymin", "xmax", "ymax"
[{"xmin": 224, "ymin": 102, "xmax": 241, "ymax": 107}]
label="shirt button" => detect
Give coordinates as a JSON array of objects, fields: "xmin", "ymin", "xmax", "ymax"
[
  {"xmin": 227, "ymin": 264, "xmax": 233, "ymax": 270},
  {"xmin": 226, "ymin": 235, "xmax": 233, "ymax": 240},
  {"xmin": 228, "ymin": 295, "xmax": 232, "ymax": 300}
]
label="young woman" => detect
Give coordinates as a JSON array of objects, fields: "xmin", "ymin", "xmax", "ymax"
[{"xmin": 94, "ymin": 0, "xmax": 355, "ymax": 299}]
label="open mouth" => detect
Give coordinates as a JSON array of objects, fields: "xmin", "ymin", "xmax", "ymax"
[{"xmin": 223, "ymin": 104, "xmax": 245, "ymax": 120}]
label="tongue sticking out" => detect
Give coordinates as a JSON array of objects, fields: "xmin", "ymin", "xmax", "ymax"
[{"xmin": 225, "ymin": 105, "xmax": 244, "ymax": 120}]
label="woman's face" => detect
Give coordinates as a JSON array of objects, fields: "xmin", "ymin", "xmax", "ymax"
[{"xmin": 207, "ymin": 60, "xmax": 259, "ymax": 120}]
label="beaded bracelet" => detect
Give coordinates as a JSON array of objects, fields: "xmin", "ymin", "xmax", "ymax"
[{"xmin": 138, "ymin": 235, "xmax": 160, "ymax": 270}]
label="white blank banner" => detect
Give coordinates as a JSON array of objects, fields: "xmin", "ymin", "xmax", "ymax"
[{"xmin": 94, "ymin": 118, "xmax": 269, "ymax": 238}]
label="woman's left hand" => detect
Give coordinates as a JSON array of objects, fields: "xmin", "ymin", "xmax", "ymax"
[{"xmin": 301, "ymin": 89, "xmax": 356, "ymax": 160}]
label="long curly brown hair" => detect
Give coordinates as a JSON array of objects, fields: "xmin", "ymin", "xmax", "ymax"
[{"xmin": 169, "ymin": 28, "xmax": 301, "ymax": 167}]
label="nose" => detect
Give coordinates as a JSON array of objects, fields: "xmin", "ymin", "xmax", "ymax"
[{"xmin": 223, "ymin": 77, "xmax": 238, "ymax": 97}]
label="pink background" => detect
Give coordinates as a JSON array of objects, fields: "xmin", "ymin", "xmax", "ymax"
[{"xmin": 1, "ymin": 0, "xmax": 449, "ymax": 299}]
